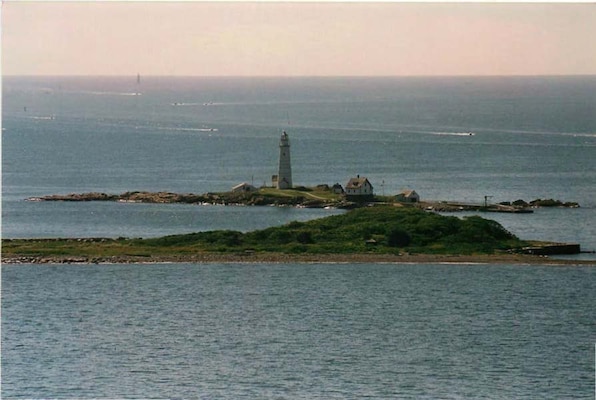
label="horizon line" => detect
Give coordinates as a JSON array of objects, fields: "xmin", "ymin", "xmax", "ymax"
[{"xmin": 3, "ymin": 73, "xmax": 596, "ymax": 79}]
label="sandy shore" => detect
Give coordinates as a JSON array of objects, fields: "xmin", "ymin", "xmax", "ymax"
[{"xmin": 3, "ymin": 252, "xmax": 594, "ymax": 266}]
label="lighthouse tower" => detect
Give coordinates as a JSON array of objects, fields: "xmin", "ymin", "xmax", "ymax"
[{"xmin": 277, "ymin": 130, "xmax": 292, "ymax": 189}]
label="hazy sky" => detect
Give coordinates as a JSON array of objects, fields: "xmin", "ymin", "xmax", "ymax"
[{"xmin": 2, "ymin": 1, "xmax": 595, "ymax": 76}]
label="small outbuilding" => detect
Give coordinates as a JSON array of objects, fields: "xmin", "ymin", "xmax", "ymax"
[
  {"xmin": 331, "ymin": 183, "xmax": 345, "ymax": 195},
  {"xmin": 395, "ymin": 190, "xmax": 420, "ymax": 203},
  {"xmin": 232, "ymin": 182, "xmax": 257, "ymax": 193}
]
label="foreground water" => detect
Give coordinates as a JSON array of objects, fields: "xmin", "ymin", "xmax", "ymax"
[{"xmin": 2, "ymin": 262, "xmax": 595, "ymax": 399}]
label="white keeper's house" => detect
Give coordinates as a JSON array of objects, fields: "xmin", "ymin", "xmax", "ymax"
[{"xmin": 345, "ymin": 176, "xmax": 374, "ymax": 200}]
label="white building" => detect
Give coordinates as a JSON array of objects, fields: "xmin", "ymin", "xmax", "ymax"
[
  {"xmin": 345, "ymin": 176, "xmax": 374, "ymax": 197},
  {"xmin": 277, "ymin": 131, "xmax": 292, "ymax": 189}
]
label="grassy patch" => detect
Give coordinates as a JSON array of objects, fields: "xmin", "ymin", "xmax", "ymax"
[{"xmin": 258, "ymin": 186, "xmax": 342, "ymax": 201}]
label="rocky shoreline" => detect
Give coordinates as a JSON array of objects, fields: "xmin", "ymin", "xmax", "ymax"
[
  {"xmin": 3, "ymin": 252, "xmax": 594, "ymax": 266},
  {"xmin": 26, "ymin": 190, "xmax": 355, "ymax": 208}
]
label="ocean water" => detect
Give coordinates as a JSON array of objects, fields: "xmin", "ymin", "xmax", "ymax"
[
  {"xmin": 2, "ymin": 77, "xmax": 596, "ymax": 398},
  {"xmin": 2, "ymin": 262, "xmax": 595, "ymax": 399}
]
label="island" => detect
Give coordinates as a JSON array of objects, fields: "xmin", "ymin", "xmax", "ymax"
[
  {"xmin": 3, "ymin": 205, "xmax": 589, "ymax": 265},
  {"xmin": 26, "ymin": 186, "xmax": 580, "ymax": 213}
]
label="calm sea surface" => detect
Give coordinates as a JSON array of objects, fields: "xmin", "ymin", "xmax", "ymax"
[
  {"xmin": 2, "ymin": 262, "xmax": 595, "ymax": 399},
  {"xmin": 2, "ymin": 76, "xmax": 596, "ymax": 397}
]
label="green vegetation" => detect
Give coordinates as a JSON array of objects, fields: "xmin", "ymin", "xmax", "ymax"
[
  {"xmin": 233, "ymin": 185, "xmax": 348, "ymax": 207},
  {"xmin": 3, "ymin": 206, "xmax": 528, "ymax": 260}
]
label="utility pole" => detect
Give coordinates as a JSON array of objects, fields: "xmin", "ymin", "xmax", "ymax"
[{"xmin": 484, "ymin": 195, "xmax": 493, "ymax": 208}]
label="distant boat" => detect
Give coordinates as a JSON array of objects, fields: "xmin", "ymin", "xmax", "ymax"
[{"xmin": 135, "ymin": 73, "xmax": 141, "ymax": 95}]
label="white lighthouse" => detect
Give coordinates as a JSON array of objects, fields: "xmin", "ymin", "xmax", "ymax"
[{"xmin": 277, "ymin": 130, "xmax": 292, "ymax": 189}]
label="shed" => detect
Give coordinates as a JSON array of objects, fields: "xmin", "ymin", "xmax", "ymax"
[
  {"xmin": 232, "ymin": 182, "xmax": 257, "ymax": 193},
  {"xmin": 331, "ymin": 183, "xmax": 345, "ymax": 194},
  {"xmin": 396, "ymin": 190, "xmax": 420, "ymax": 203}
]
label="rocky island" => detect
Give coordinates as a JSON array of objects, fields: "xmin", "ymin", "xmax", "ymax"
[{"xmin": 26, "ymin": 186, "xmax": 580, "ymax": 213}]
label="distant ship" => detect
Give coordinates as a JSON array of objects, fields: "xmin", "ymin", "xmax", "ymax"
[{"xmin": 135, "ymin": 73, "xmax": 141, "ymax": 95}]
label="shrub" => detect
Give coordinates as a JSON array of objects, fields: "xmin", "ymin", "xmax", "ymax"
[
  {"xmin": 387, "ymin": 228, "xmax": 411, "ymax": 247},
  {"xmin": 268, "ymin": 230, "xmax": 293, "ymax": 244},
  {"xmin": 296, "ymin": 231, "xmax": 315, "ymax": 244}
]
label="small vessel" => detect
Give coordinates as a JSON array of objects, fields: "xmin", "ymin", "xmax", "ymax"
[{"xmin": 135, "ymin": 73, "xmax": 141, "ymax": 95}]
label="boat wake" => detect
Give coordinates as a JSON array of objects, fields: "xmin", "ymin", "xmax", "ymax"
[
  {"xmin": 64, "ymin": 90, "xmax": 141, "ymax": 96},
  {"xmin": 170, "ymin": 102, "xmax": 223, "ymax": 106},
  {"xmin": 159, "ymin": 126, "xmax": 218, "ymax": 133},
  {"xmin": 28, "ymin": 115, "xmax": 56, "ymax": 120},
  {"xmin": 431, "ymin": 131, "xmax": 476, "ymax": 136}
]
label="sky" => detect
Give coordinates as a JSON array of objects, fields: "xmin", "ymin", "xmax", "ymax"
[{"xmin": 2, "ymin": 1, "xmax": 595, "ymax": 77}]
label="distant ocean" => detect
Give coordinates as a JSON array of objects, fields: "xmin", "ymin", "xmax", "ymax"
[{"xmin": 2, "ymin": 76, "xmax": 596, "ymax": 398}]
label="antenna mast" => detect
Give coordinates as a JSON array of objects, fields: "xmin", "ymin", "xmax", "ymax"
[{"xmin": 484, "ymin": 195, "xmax": 493, "ymax": 208}]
